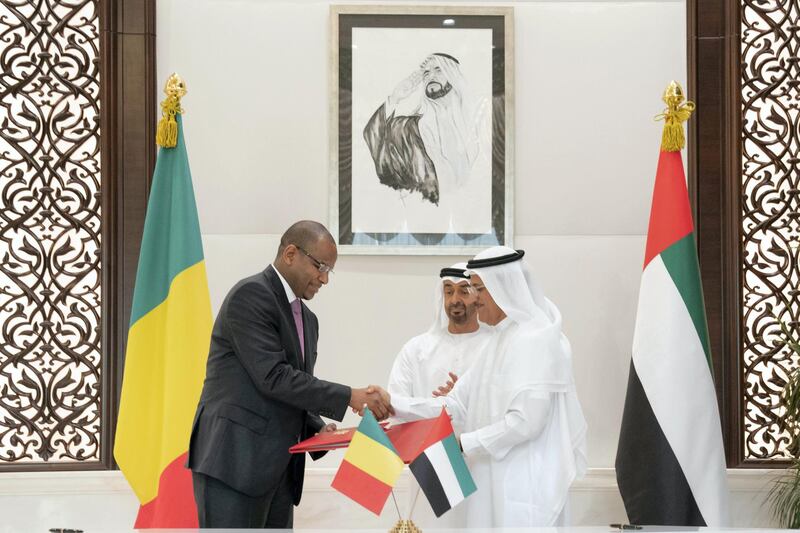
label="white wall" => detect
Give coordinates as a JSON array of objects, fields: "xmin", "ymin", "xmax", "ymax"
[{"xmin": 3, "ymin": 1, "xmax": 778, "ymax": 531}]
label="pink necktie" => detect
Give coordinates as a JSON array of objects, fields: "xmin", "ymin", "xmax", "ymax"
[{"xmin": 290, "ymin": 298, "xmax": 305, "ymax": 361}]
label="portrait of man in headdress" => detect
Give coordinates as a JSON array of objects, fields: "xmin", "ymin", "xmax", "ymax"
[
  {"xmin": 363, "ymin": 53, "xmax": 482, "ymax": 206},
  {"xmin": 342, "ymin": 21, "xmax": 506, "ymax": 245}
]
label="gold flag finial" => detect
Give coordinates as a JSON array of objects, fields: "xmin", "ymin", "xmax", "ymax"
[
  {"xmin": 655, "ymin": 80, "xmax": 695, "ymax": 152},
  {"xmin": 156, "ymin": 73, "xmax": 187, "ymax": 148}
]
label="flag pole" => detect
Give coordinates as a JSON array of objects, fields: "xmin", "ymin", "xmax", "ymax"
[
  {"xmin": 391, "ymin": 490, "xmax": 402, "ymax": 521},
  {"xmin": 388, "ymin": 485, "xmax": 422, "ymax": 533},
  {"xmin": 408, "ymin": 486, "xmax": 421, "ymax": 520}
]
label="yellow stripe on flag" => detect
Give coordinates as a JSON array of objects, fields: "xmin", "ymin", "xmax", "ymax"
[
  {"xmin": 344, "ymin": 432, "xmax": 404, "ymax": 487},
  {"xmin": 114, "ymin": 261, "xmax": 212, "ymax": 503}
]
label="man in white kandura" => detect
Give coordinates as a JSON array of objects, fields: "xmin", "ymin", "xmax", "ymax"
[
  {"xmin": 387, "ymin": 262, "xmax": 491, "ymax": 400},
  {"xmin": 386, "ymin": 262, "xmax": 491, "ymax": 528},
  {"xmin": 391, "ymin": 246, "xmax": 588, "ymax": 527}
]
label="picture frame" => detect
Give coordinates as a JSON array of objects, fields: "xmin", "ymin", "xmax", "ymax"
[{"xmin": 330, "ymin": 5, "xmax": 514, "ymax": 255}]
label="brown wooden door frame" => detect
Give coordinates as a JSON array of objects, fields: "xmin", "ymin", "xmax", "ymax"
[
  {"xmin": 99, "ymin": 0, "xmax": 157, "ymax": 471},
  {"xmin": 687, "ymin": 0, "xmax": 777, "ymax": 468}
]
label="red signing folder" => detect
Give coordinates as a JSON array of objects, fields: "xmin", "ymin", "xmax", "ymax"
[{"xmin": 289, "ymin": 417, "xmax": 439, "ymax": 464}]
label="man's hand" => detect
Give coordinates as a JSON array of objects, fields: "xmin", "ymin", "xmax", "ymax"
[
  {"xmin": 432, "ymin": 372, "xmax": 458, "ymax": 397},
  {"xmin": 316, "ymin": 423, "xmax": 337, "ymax": 435},
  {"xmin": 349, "ymin": 385, "xmax": 394, "ymax": 421},
  {"xmin": 388, "ymin": 69, "xmax": 423, "ymax": 107}
]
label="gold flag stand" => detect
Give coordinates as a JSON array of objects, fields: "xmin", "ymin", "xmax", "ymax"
[
  {"xmin": 389, "ymin": 519, "xmax": 422, "ymax": 533},
  {"xmin": 388, "ymin": 487, "xmax": 423, "ymax": 533}
]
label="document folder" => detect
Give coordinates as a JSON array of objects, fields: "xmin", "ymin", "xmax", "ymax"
[{"xmin": 289, "ymin": 417, "xmax": 440, "ymax": 464}]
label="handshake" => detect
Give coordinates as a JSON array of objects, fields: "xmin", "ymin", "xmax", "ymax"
[{"xmin": 349, "ymin": 385, "xmax": 394, "ymax": 421}]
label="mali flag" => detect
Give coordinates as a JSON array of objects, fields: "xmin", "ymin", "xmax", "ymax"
[
  {"xmin": 331, "ymin": 409, "xmax": 405, "ymax": 515},
  {"xmin": 114, "ymin": 113, "xmax": 212, "ymax": 527},
  {"xmin": 615, "ymin": 86, "xmax": 728, "ymax": 526}
]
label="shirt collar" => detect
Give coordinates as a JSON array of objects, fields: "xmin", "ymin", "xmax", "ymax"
[{"xmin": 271, "ymin": 264, "xmax": 298, "ymax": 303}]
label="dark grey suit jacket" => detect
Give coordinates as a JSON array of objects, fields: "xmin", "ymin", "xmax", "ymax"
[{"xmin": 188, "ymin": 265, "xmax": 351, "ymax": 503}]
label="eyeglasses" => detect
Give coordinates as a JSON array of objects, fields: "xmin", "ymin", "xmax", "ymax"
[{"xmin": 295, "ymin": 245, "xmax": 334, "ymax": 274}]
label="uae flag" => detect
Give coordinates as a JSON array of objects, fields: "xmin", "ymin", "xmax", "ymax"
[
  {"xmin": 409, "ymin": 409, "xmax": 476, "ymax": 517},
  {"xmin": 615, "ymin": 137, "xmax": 729, "ymax": 525}
]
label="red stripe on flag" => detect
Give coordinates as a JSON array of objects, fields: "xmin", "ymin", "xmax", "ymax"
[
  {"xmin": 643, "ymin": 150, "xmax": 694, "ymax": 269},
  {"xmin": 413, "ymin": 409, "xmax": 455, "ymax": 459},
  {"xmin": 331, "ymin": 459, "xmax": 393, "ymax": 515},
  {"xmin": 134, "ymin": 452, "xmax": 198, "ymax": 528}
]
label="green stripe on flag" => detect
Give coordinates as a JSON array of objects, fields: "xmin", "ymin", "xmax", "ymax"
[
  {"xmin": 129, "ymin": 116, "xmax": 205, "ymax": 326},
  {"xmin": 358, "ymin": 409, "xmax": 399, "ymax": 453},
  {"xmin": 441, "ymin": 434, "xmax": 476, "ymax": 496},
  {"xmin": 659, "ymin": 232, "xmax": 712, "ymax": 368}
]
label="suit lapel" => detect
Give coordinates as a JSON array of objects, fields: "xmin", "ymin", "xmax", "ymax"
[
  {"xmin": 300, "ymin": 304, "xmax": 314, "ymax": 372},
  {"xmin": 264, "ymin": 266, "xmax": 304, "ymax": 370}
]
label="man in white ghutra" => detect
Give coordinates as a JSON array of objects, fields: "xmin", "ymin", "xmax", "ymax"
[
  {"xmin": 363, "ymin": 53, "xmax": 486, "ymax": 206},
  {"xmin": 387, "ymin": 262, "xmax": 491, "ymax": 527},
  {"xmin": 387, "ymin": 262, "xmax": 491, "ymax": 400},
  {"xmin": 390, "ymin": 246, "xmax": 588, "ymax": 527}
]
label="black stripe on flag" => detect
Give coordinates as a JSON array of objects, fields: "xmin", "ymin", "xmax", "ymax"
[
  {"xmin": 409, "ymin": 452, "xmax": 451, "ymax": 518},
  {"xmin": 616, "ymin": 360, "xmax": 705, "ymax": 526}
]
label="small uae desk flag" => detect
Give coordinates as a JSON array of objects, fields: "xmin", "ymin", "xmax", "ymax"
[{"xmin": 408, "ymin": 408, "xmax": 476, "ymax": 517}]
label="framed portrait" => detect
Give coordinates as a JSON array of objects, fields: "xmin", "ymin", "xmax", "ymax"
[{"xmin": 330, "ymin": 5, "xmax": 514, "ymax": 255}]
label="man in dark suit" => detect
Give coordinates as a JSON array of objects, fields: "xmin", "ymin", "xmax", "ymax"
[{"xmin": 188, "ymin": 220, "xmax": 392, "ymax": 528}]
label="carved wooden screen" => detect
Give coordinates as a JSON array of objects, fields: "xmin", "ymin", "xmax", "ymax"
[
  {"xmin": 0, "ymin": 0, "xmax": 102, "ymax": 464},
  {"xmin": 690, "ymin": 0, "xmax": 800, "ymax": 466},
  {"xmin": 0, "ymin": 0, "xmax": 154, "ymax": 470},
  {"xmin": 740, "ymin": 0, "xmax": 800, "ymax": 461}
]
